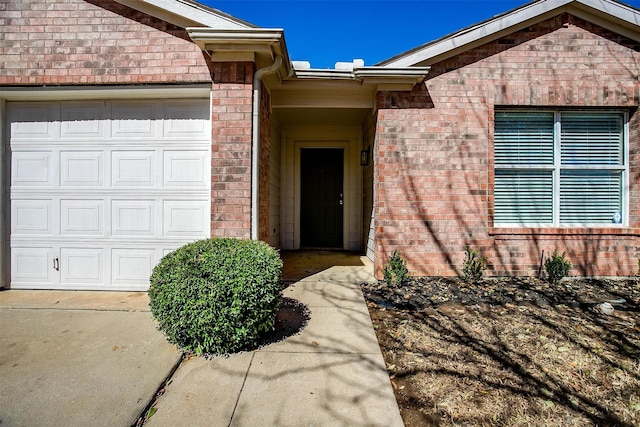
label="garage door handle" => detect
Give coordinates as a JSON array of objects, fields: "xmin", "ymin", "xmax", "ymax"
[{"xmin": 53, "ymin": 257, "xmax": 59, "ymax": 271}]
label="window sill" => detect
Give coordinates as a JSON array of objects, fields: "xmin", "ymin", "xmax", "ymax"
[{"xmin": 488, "ymin": 227, "xmax": 640, "ymax": 238}]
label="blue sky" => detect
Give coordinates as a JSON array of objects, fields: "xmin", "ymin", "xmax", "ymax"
[{"xmin": 206, "ymin": 0, "xmax": 640, "ymax": 68}]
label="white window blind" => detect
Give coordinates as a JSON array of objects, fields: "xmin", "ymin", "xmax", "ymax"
[
  {"xmin": 559, "ymin": 171, "xmax": 622, "ymax": 223},
  {"xmin": 494, "ymin": 111, "xmax": 626, "ymax": 227},
  {"xmin": 494, "ymin": 171, "xmax": 553, "ymax": 223},
  {"xmin": 495, "ymin": 112, "xmax": 554, "ymax": 165},
  {"xmin": 561, "ymin": 113, "xmax": 623, "ymax": 165}
]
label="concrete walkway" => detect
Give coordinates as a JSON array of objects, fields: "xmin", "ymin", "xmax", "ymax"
[{"xmin": 0, "ymin": 256, "xmax": 403, "ymax": 426}]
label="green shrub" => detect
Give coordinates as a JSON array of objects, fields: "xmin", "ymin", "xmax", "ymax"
[
  {"xmin": 544, "ymin": 250, "xmax": 572, "ymax": 285},
  {"xmin": 461, "ymin": 246, "xmax": 487, "ymax": 283},
  {"xmin": 383, "ymin": 250, "xmax": 408, "ymax": 286},
  {"xmin": 148, "ymin": 238, "xmax": 283, "ymax": 355}
]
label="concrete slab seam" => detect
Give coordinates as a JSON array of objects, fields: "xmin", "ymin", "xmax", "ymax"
[
  {"xmin": 132, "ymin": 352, "xmax": 185, "ymax": 426},
  {"xmin": 0, "ymin": 307, "xmax": 149, "ymax": 313},
  {"xmin": 228, "ymin": 351, "xmax": 256, "ymax": 427}
]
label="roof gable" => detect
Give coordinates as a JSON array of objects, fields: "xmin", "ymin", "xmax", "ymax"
[
  {"xmin": 380, "ymin": 0, "xmax": 640, "ymax": 67},
  {"xmin": 114, "ymin": 0, "xmax": 254, "ymax": 29}
]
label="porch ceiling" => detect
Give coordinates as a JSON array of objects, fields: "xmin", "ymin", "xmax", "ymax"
[
  {"xmin": 273, "ymin": 107, "xmax": 371, "ymax": 126},
  {"xmin": 269, "ymin": 78, "xmax": 376, "ymax": 126}
]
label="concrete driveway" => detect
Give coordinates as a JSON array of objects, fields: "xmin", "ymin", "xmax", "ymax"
[{"xmin": 0, "ymin": 291, "xmax": 181, "ymax": 427}]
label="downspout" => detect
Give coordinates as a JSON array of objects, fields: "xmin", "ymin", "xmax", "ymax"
[
  {"xmin": 251, "ymin": 55, "xmax": 282, "ymax": 240},
  {"xmin": 0, "ymin": 99, "xmax": 4, "ymax": 288}
]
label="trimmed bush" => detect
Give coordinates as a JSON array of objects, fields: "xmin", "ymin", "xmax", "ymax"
[
  {"xmin": 544, "ymin": 250, "xmax": 572, "ymax": 285},
  {"xmin": 148, "ymin": 238, "xmax": 283, "ymax": 355},
  {"xmin": 461, "ymin": 246, "xmax": 487, "ymax": 283},
  {"xmin": 383, "ymin": 250, "xmax": 408, "ymax": 286}
]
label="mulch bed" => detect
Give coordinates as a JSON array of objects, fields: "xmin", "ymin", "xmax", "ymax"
[
  {"xmin": 361, "ymin": 277, "xmax": 640, "ymax": 427},
  {"xmin": 362, "ymin": 276, "xmax": 640, "ymax": 312}
]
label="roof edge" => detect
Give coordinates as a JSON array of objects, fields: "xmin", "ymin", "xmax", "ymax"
[
  {"xmin": 291, "ymin": 66, "xmax": 429, "ymax": 90},
  {"xmin": 113, "ymin": 0, "xmax": 255, "ymax": 30},
  {"xmin": 379, "ymin": 0, "xmax": 640, "ymax": 67},
  {"xmin": 187, "ymin": 28, "xmax": 292, "ymax": 77}
]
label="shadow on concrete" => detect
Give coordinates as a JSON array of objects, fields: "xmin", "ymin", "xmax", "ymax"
[{"xmin": 281, "ymin": 250, "xmax": 367, "ymax": 282}]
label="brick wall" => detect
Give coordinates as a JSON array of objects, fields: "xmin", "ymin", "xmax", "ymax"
[
  {"xmin": 210, "ymin": 62, "xmax": 254, "ymax": 238},
  {"xmin": 374, "ymin": 14, "xmax": 640, "ymax": 278},
  {"xmin": 0, "ymin": 0, "xmax": 211, "ymax": 85},
  {"xmin": 258, "ymin": 82, "xmax": 271, "ymax": 242}
]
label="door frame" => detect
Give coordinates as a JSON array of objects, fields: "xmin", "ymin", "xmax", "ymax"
[{"xmin": 293, "ymin": 139, "xmax": 351, "ymax": 250}]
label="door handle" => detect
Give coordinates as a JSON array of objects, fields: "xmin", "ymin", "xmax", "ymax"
[{"xmin": 53, "ymin": 257, "xmax": 59, "ymax": 271}]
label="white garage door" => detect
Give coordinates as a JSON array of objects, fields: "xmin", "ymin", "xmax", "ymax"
[{"xmin": 7, "ymin": 99, "xmax": 211, "ymax": 290}]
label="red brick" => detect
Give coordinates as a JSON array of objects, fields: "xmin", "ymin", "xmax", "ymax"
[
  {"xmin": 374, "ymin": 15, "xmax": 640, "ymax": 279},
  {"xmin": 1, "ymin": 0, "xmax": 211, "ymax": 85}
]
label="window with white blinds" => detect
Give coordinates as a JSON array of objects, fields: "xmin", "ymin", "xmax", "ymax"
[{"xmin": 494, "ymin": 111, "xmax": 627, "ymax": 227}]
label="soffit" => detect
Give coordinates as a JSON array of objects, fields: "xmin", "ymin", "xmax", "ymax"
[
  {"xmin": 273, "ymin": 108, "xmax": 371, "ymax": 126},
  {"xmin": 380, "ymin": 0, "xmax": 640, "ymax": 67}
]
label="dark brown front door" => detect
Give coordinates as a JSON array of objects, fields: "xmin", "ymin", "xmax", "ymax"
[{"xmin": 301, "ymin": 148, "xmax": 344, "ymax": 248}]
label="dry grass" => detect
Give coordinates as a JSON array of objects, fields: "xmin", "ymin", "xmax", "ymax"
[{"xmin": 369, "ymin": 299, "xmax": 640, "ymax": 426}]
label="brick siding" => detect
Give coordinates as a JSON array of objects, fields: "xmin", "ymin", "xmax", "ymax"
[
  {"xmin": 374, "ymin": 14, "xmax": 640, "ymax": 278},
  {"xmin": 258, "ymin": 83, "xmax": 271, "ymax": 242},
  {"xmin": 210, "ymin": 62, "xmax": 254, "ymax": 238},
  {"xmin": 0, "ymin": 0, "xmax": 211, "ymax": 85}
]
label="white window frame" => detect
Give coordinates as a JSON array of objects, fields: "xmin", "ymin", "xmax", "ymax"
[{"xmin": 494, "ymin": 110, "xmax": 629, "ymax": 228}]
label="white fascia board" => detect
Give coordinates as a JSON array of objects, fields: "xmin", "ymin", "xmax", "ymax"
[
  {"xmin": 188, "ymin": 28, "xmax": 291, "ymax": 81},
  {"xmin": 0, "ymin": 84, "xmax": 211, "ymax": 102},
  {"xmin": 578, "ymin": 0, "xmax": 640, "ymax": 25},
  {"xmin": 187, "ymin": 28, "xmax": 288, "ymax": 61},
  {"xmin": 114, "ymin": 0, "xmax": 253, "ymax": 29},
  {"xmin": 294, "ymin": 67, "xmax": 428, "ymax": 80},
  {"xmin": 293, "ymin": 69, "xmax": 357, "ymax": 80},
  {"xmin": 291, "ymin": 66, "xmax": 429, "ymax": 91},
  {"xmin": 188, "ymin": 28, "xmax": 284, "ymax": 45},
  {"xmin": 355, "ymin": 67, "xmax": 430, "ymax": 79},
  {"xmin": 381, "ymin": 0, "xmax": 640, "ymax": 67},
  {"xmin": 570, "ymin": 1, "xmax": 640, "ymax": 40}
]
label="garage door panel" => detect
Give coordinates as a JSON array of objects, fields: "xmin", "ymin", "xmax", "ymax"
[
  {"xmin": 60, "ymin": 248, "xmax": 104, "ymax": 284},
  {"xmin": 111, "ymin": 248, "xmax": 155, "ymax": 286},
  {"xmin": 8, "ymin": 103, "xmax": 59, "ymax": 141},
  {"xmin": 60, "ymin": 102, "xmax": 106, "ymax": 140},
  {"xmin": 60, "ymin": 151, "xmax": 104, "ymax": 187},
  {"xmin": 163, "ymin": 200, "xmax": 208, "ymax": 237},
  {"xmin": 12, "ymin": 199, "xmax": 54, "ymax": 235},
  {"xmin": 110, "ymin": 101, "xmax": 159, "ymax": 139},
  {"xmin": 60, "ymin": 200, "xmax": 104, "ymax": 236},
  {"xmin": 163, "ymin": 101, "xmax": 210, "ymax": 139},
  {"xmin": 11, "ymin": 247, "xmax": 55, "ymax": 285},
  {"xmin": 111, "ymin": 200, "xmax": 155, "ymax": 236},
  {"xmin": 111, "ymin": 151, "xmax": 156, "ymax": 186},
  {"xmin": 9, "ymin": 99, "xmax": 210, "ymax": 290},
  {"xmin": 12, "ymin": 151, "xmax": 54, "ymax": 187},
  {"xmin": 163, "ymin": 151, "xmax": 208, "ymax": 187}
]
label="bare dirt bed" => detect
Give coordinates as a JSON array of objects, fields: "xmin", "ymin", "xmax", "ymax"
[{"xmin": 361, "ymin": 277, "xmax": 640, "ymax": 427}]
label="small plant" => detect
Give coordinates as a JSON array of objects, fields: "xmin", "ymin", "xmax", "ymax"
[
  {"xmin": 544, "ymin": 250, "xmax": 572, "ymax": 285},
  {"xmin": 461, "ymin": 246, "xmax": 487, "ymax": 283},
  {"xmin": 383, "ymin": 250, "xmax": 408, "ymax": 286},
  {"xmin": 637, "ymin": 257, "xmax": 640, "ymax": 277},
  {"xmin": 148, "ymin": 238, "xmax": 283, "ymax": 355}
]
